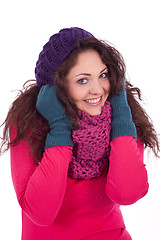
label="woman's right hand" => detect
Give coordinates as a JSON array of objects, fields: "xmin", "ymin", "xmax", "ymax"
[{"xmin": 36, "ymin": 84, "xmax": 73, "ymax": 148}]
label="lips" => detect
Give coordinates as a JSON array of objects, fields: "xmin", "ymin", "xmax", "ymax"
[{"xmin": 85, "ymin": 96, "xmax": 102, "ymax": 105}]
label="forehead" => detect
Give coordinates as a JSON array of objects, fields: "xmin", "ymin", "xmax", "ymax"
[{"xmin": 70, "ymin": 50, "xmax": 106, "ymax": 73}]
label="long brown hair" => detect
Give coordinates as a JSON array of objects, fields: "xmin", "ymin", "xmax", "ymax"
[{"xmin": 0, "ymin": 37, "xmax": 159, "ymax": 161}]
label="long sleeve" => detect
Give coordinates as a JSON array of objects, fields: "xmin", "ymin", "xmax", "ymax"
[
  {"xmin": 10, "ymin": 127, "xmax": 72, "ymax": 226},
  {"xmin": 106, "ymin": 136, "xmax": 149, "ymax": 205}
]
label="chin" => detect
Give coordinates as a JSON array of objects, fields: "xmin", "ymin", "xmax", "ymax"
[{"xmin": 88, "ymin": 110, "xmax": 102, "ymax": 116}]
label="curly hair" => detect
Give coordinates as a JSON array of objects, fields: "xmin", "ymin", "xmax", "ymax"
[{"xmin": 0, "ymin": 37, "xmax": 159, "ymax": 161}]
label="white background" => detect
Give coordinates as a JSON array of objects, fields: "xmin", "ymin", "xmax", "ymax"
[{"xmin": 0, "ymin": 0, "xmax": 160, "ymax": 239}]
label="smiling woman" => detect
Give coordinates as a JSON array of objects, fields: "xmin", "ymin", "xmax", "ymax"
[
  {"xmin": 66, "ymin": 50, "xmax": 110, "ymax": 116},
  {"xmin": 0, "ymin": 27, "xmax": 159, "ymax": 240}
]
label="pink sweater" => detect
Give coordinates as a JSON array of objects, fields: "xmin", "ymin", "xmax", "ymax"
[{"xmin": 10, "ymin": 131, "xmax": 149, "ymax": 240}]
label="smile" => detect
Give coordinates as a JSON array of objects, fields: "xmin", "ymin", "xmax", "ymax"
[{"xmin": 85, "ymin": 96, "xmax": 102, "ymax": 104}]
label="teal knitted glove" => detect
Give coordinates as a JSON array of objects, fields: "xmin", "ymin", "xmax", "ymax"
[
  {"xmin": 36, "ymin": 85, "xmax": 73, "ymax": 148},
  {"xmin": 110, "ymin": 78, "xmax": 137, "ymax": 141}
]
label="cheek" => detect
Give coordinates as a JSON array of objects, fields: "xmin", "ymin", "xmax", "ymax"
[
  {"xmin": 103, "ymin": 81, "xmax": 111, "ymax": 94},
  {"xmin": 68, "ymin": 85, "xmax": 82, "ymax": 102},
  {"xmin": 107, "ymin": 80, "xmax": 111, "ymax": 91}
]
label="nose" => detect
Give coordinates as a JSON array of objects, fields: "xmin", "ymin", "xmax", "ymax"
[{"xmin": 89, "ymin": 80, "xmax": 103, "ymax": 95}]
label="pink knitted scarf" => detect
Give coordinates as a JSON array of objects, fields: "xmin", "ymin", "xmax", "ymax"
[{"xmin": 68, "ymin": 101, "xmax": 112, "ymax": 180}]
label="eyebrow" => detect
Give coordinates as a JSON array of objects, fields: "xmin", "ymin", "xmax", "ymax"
[{"xmin": 74, "ymin": 67, "xmax": 108, "ymax": 77}]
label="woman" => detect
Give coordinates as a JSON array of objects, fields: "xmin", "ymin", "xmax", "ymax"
[{"xmin": 1, "ymin": 27, "xmax": 159, "ymax": 240}]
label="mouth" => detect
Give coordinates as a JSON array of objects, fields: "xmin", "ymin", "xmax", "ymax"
[{"xmin": 85, "ymin": 96, "xmax": 102, "ymax": 105}]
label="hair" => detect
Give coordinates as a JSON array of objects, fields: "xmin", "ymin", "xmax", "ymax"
[{"xmin": 0, "ymin": 37, "xmax": 159, "ymax": 162}]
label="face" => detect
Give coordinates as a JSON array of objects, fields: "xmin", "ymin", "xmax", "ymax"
[{"xmin": 66, "ymin": 50, "xmax": 110, "ymax": 116}]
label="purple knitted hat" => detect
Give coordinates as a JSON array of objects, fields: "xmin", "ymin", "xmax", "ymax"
[{"xmin": 35, "ymin": 27, "xmax": 93, "ymax": 87}]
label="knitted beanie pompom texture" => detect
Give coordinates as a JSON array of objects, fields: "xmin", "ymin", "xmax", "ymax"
[{"xmin": 35, "ymin": 27, "xmax": 93, "ymax": 87}]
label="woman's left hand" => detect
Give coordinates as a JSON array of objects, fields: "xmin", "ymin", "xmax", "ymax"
[{"xmin": 110, "ymin": 77, "xmax": 137, "ymax": 141}]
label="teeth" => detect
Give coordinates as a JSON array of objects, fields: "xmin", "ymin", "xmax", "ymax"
[{"xmin": 86, "ymin": 97, "xmax": 101, "ymax": 104}]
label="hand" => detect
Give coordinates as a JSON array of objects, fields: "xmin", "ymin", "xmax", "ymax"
[
  {"xmin": 110, "ymin": 77, "xmax": 137, "ymax": 141},
  {"xmin": 36, "ymin": 85, "xmax": 68, "ymax": 124},
  {"xmin": 110, "ymin": 78, "xmax": 127, "ymax": 107},
  {"xmin": 36, "ymin": 85, "xmax": 73, "ymax": 148}
]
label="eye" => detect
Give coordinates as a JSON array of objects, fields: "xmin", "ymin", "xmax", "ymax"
[
  {"xmin": 77, "ymin": 78, "xmax": 88, "ymax": 85},
  {"xmin": 100, "ymin": 72, "xmax": 108, "ymax": 79}
]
